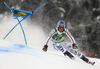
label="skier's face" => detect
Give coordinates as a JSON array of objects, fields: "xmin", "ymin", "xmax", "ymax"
[{"xmin": 58, "ymin": 26, "xmax": 64, "ymax": 32}]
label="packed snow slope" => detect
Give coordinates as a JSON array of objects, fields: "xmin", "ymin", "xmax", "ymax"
[{"xmin": 0, "ymin": 40, "xmax": 100, "ymax": 69}]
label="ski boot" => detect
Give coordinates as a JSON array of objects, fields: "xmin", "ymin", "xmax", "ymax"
[
  {"xmin": 81, "ymin": 55, "xmax": 95, "ymax": 65},
  {"xmin": 88, "ymin": 61, "xmax": 95, "ymax": 65},
  {"xmin": 64, "ymin": 51, "xmax": 74, "ymax": 59}
]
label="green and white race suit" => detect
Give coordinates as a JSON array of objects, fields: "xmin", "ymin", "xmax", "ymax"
[
  {"xmin": 45, "ymin": 28, "xmax": 75, "ymax": 45},
  {"xmin": 44, "ymin": 28, "xmax": 83, "ymax": 58}
]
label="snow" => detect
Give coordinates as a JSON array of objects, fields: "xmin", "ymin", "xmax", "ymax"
[
  {"xmin": 97, "ymin": 15, "xmax": 100, "ymax": 20},
  {"xmin": 0, "ymin": 40, "xmax": 100, "ymax": 69}
]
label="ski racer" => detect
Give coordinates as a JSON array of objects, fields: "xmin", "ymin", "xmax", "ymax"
[{"xmin": 42, "ymin": 20, "xmax": 95, "ymax": 65}]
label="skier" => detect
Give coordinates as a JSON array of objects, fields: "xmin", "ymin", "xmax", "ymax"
[{"xmin": 42, "ymin": 20, "xmax": 95, "ymax": 65}]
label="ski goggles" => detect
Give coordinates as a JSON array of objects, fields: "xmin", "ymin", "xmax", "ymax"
[{"xmin": 59, "ymin": 26, "xmax": 64, "ymax": 29}]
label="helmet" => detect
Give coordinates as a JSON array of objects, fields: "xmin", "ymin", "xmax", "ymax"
[{"xmin": 57, "ymin": 20, "xmax": 65, "ymax": 29}]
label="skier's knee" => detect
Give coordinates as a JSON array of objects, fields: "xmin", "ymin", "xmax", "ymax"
[
  {"xmin": 64, "ymin": 51, "xmax": 70, "ymax": 56},
  {"xmin": 64, "ymin": 51, "xmax": 74, "ymax": 59}
]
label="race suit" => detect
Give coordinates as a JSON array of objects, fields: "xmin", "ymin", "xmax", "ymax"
[{"xmin": 44, "ymin": 28, "xmax": 83, "ymax": 58}]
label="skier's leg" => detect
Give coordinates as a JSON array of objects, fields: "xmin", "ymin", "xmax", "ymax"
[
  {"xmin": 65, "ymin": 45, "xmax": 83, "ymax": 58},
  {"xmin": 81, "ymin": 55, "xmax": 89, "ymax": 63},
  {"xmin": 53, "ymin": 42, "xmax": 66, "ymax": 53},
  {"xmin": 65, "ymin": 45, "xmax": 95, "ymax": 65},
  {"xmin": 58, "ymin": 41, "xmax": 74, "ymax": 59},
  {"xmin": 64, "ymin": 51, "xmax": 74, "ymax": 59},
  {"xmin": 81, "ymin": 55, "xmax": 95, "ymax": 65},
  {"xmin": 53, "ymin": 42, "xmax": 74, "ymax": 59}
]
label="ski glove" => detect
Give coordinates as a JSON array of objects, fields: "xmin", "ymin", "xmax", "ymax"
[
  {"xmin": 72, "ymin": 43, "xmax": 78, "ymax": 49},
  {"xmin": 42, "ymin": 45, "xmax": 48, "ymax": 52}
]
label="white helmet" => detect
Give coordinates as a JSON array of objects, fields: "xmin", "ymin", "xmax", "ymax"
[{"xmin": 57, "ymin": 20, "xmax": 65, "ymax": 28}]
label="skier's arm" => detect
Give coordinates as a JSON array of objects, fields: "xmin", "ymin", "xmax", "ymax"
[
  {"xmin": 65, "ymin": 29, "xmax": 77, "ymax": 49},
  {"xmin": 65, "ymin": 29, "xmax": 76, "ymax": 44},
  {"xmin": 44, "ymin": 29, "xmax": 55, "ymax": 45},
  {"xmin": 43, "ymin": 29, "xmax": 55, "ymax": 51}
]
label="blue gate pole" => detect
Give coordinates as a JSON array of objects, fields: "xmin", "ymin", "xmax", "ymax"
[
  {"xmin": 34, "ymin": 4, "xmax": 45, "ymax": 12},
  {"xmin": 16, "ymin": 18, "xmax": 27, "ymax": 45},
  {"xmin": 4, "ymin": 2, "xmax": 12, "ymax": 11},
  {"xmin": 3, "ymin": 18, "xmax": 25, "ymax": 40}
]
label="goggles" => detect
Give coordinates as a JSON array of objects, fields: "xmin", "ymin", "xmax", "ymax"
[{"xmin": 59, "ymin": 26, "xmax": 64, "ymax": 29}]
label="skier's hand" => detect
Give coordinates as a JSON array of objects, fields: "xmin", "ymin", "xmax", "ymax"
[
  {"xmin": 42, "ymin": 45, "xmax": 48, "ymax": 52},
  {"xmin": 72, "ymin": 43, "xmax": 78, "ymax": 49}
]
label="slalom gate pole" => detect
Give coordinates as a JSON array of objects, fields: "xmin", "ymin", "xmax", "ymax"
[
  {"xmin": 3, "ymin": 18, "xmax": 25, "ymax": 40},
  {"xmin": 4, "ymin": 2, "xmax": 12, "ymax": 11},
  {"xmin": 34, "ymin": 4, "xmax": 45, "ymax": 13},
  {"xmin": 77, "ymin": 48, "xmax": 97, "ymax": 56},
  {"xmin": 3, "ymin": 2, "xmax": 45, "ymax": 45},
  {"xmin": 3, "ymin": 3, "xmax": 45, "ymax": 40},
  {"xmin": 16, "ymin": 18, "xmax": 27, "ymax": 45}
]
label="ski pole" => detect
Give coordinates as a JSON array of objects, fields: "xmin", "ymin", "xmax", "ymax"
[{"xmin": 77, "ymin": 48, "xmax": 97, "ymax": 56}]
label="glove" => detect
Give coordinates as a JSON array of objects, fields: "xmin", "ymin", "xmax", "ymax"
[
  {"xmin": 72, "ymin": 43, "xmax": 78, "ymax": 49},
  {"xmin": 42, "ymin": 45, "xmax": 48, "ymax": 52}
]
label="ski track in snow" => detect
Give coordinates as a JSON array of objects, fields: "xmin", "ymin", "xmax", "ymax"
[{"xmin": 0, "ymin": 40, "xmax": 100, "ymax": 69}]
